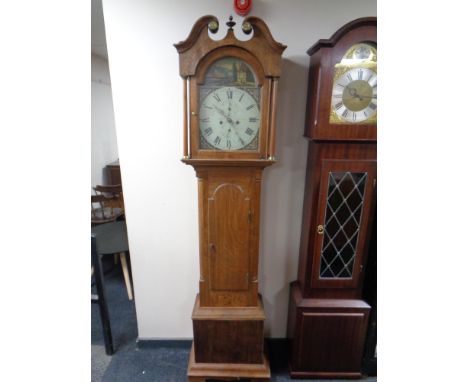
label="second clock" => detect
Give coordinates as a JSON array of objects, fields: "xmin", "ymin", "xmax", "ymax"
[{"xmin": 287, "ymin": 17, "xmax": 377, "ymax": 379}]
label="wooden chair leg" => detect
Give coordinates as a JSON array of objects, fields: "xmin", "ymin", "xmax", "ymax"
[
  {"xmin": 92, "ymin": 236, "xmax": 114, "ymax": 355},
  {"xmin": 119, "ymin": 252, "xmax": 133, "ymax": 300}
]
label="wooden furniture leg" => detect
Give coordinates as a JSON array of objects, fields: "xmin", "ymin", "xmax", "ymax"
[
  {"xmin": 119, "ymin": 252, "xmax": 133, "ymax": 300},
  {"xmin": 91, "ymin": 236, "xmax": 114, "ymax": 355}
]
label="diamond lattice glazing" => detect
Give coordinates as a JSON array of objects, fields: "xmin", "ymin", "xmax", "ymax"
[{"xmin": 319, "ymin": 172, "xmax": 367, "ymax": 278}]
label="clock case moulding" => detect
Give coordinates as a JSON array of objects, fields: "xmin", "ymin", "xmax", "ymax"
[{"xmin": 174, "ymin": 15, "xmax": 286, "ymax": 381}]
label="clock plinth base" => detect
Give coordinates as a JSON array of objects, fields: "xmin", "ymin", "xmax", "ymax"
[
  {"xmin": 187, "ymin": 343, "xmax": 271, "ymax": 381},
  {"xmin": 287, "ymin": 282, "xmax": 370, "ymax": 378},
  {"xmin": 191, "ymin": 294, "xmax": 267, "ymax": 365}
]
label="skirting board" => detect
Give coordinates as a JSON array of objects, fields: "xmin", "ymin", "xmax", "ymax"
[
  {"xmin": 136, "ymin": 338, "xmax": 288, "ymax": 348},
  {"xmin": 136, "ymin": 339, "xmax": 192, "ymax": 349}
]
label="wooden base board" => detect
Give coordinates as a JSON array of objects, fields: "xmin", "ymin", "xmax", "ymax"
[{"xmin": 187, "ymin": 343, "xmax": 271, "ymax": 381}]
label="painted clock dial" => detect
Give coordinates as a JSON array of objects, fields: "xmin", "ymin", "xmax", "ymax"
[
  {"xmin": 198, "ymin": 57, "xmax": 261, "ymax": 151},
  {"xmin": 199, "ymin": 86, "xmax": 260, "ymax": 150}
]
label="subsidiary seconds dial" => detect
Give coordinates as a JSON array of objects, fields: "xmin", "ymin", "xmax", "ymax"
[
  {"xmin": 199, "ymin": 86, "xmax": 260, "ymax": 150},
  {"xmin": 331, "ymin": 67, "xmax": 377, "ymax": 123}
]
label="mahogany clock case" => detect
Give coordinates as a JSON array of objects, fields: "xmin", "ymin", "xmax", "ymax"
[
  {"xmin": 297, "ymin": 141, "xmax": 377, "ymax": 300},
  {"xmin": 304, "ymin": 17, "xmax": 377, "ymax": 142},
  {"xmin": 287, "ymin": 17, "xmax": 377, "ymax": 379},
  {"xmin": 287, "ymin": 282, "xmax": 371, "ymax": 379},
  {"xmin": 288, "ymin": 141, "xmax": 376, "ymax": 378}
]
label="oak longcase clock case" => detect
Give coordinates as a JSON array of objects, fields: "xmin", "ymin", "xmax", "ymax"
[
  {"xmin": 287, "ymin": 17, "xmax": 377, "ymax": 379},
  {"xmin": 175, "ymin": 15, "xmax": 286, "ymax": 381}
]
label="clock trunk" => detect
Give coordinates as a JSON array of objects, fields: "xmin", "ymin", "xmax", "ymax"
[{"xmin": 195, "ymin": 166, "xmax": 263, "ymax": 307}]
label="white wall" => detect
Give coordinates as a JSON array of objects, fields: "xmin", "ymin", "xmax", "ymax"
[
  {"xmin": 102, "ymin": 0, "xmax": 376, "ymax": 339},
  {"xmin": 91, "ymin": 53, "xmax": 118, "ymax": 188}
]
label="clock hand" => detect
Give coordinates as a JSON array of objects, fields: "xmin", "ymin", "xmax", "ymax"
[
  {"xmin": 348, "ymin": 87, "xmax": 376, "ymax": 101},
  {"xmin": 355, "ymin": 94, "xmax": 376, "ymax": 99},
  {"xmin": 348, "ymin": 87, "xmax": 364, "ymax": 100},
  {"xmin": 213, "ymin": 105, "xmax": 245, "ymax": 145},
  {"xmin": 222, "ymin": 111, "xmax": 246, "ymax": 145},
  {"xmin": 214, "ymin": 105, "xmax": 229, "ymax": 119},
  {"xmin": 214, "ymin": 105, "xmax": 238, "ymax": 128},
  {"xmin": 213, "ymin": 105, "xmax": 246, "ymax": 145},
  {"xmin": 348, "ymin": 87, "xmax": 358, "ymax": 97}
]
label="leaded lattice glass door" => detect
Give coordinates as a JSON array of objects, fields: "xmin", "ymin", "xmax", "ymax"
[{"xmin": 311, "ymin": 160, "xmax": 376, "ymax": 289}]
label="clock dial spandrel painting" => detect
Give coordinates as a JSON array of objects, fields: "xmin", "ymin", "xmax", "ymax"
[{"xmin": 198, "ymin": 57, "xmax": 261, "ymax": 151}]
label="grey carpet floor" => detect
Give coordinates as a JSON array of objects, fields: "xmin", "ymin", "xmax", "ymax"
[{"xmin": 91, "ymin": 265, "xmax": 377, "ymax": 381}]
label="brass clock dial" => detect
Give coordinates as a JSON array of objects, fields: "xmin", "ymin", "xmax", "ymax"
[
  {"xmin": 331, "ymin": 67, "xmax": 377, "ymax": 123},
  {"xmin": 329, "ymin": 42, "xmax": 377, "ymax": 125}
]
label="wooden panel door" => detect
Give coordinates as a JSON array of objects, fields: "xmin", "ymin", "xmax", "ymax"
[
  {"xmin": 208, "ymin": 183, "xmax": 251, "ymax": 291},
  {"xmin": 310, "ymin": 159, "xmax": 376, "ymax": 290},
  {"xmin": 297, "ymin": 310, "xmax": 369, "ymax": 373},
  {"xmin": 196, "ymin": 167, "xmax": 261, "ymax": 307}
]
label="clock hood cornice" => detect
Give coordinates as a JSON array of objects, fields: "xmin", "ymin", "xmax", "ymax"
[
  {"xmin": 174, "ymin": 15, "xmax": 286, "ymax": 78},
  {"xmin": 306, "ymin": 17, "xmax": 376, "ymax": 56}
]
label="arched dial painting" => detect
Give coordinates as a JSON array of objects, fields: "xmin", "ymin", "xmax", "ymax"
[
  {"xmin": 198, "ymin": 57, "xmax": 261, "ymax": 151},
  {"xmin": 329, "ymin": 42, "xmax": 377, "ymax": 124}
]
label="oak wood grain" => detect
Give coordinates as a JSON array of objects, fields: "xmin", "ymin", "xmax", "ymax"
[
  {"xmin": 176, "ymin": 16, "xmax": 285, "ymax": 377},
  {"xmin": 191, "ymin": 294, "xmax": 266, "ymax": 364},
  {"xmin": 188, "ymin": 343, "xmax": 270, "ymax": 380},
  {"xmin": 192, "ymin": 166, "xmax": 263, "ymax": 307},
  {"xmin": 183, "ymin": 77, "xmax": 188, "ymax": 157}
]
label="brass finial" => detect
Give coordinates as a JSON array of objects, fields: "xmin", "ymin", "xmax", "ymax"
[
  {"xmin": 208, "ymin": 20, "xmax": 219, "ymax": 33},
  {"xmin": 226, "ymin": 15, "xmax": 236, "ymax": 30},
  {"xmin": 242, "ymin": 21, "xmax": 253, "ymax": 35}
]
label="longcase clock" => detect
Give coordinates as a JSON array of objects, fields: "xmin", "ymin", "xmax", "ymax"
[
  {"xmin": 174, "ymin": 15, "xmax": 286, "ymax": 381},
  {"xmin": 287, "ymin": 17, "xmax": 377, "ymax": 379}
]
